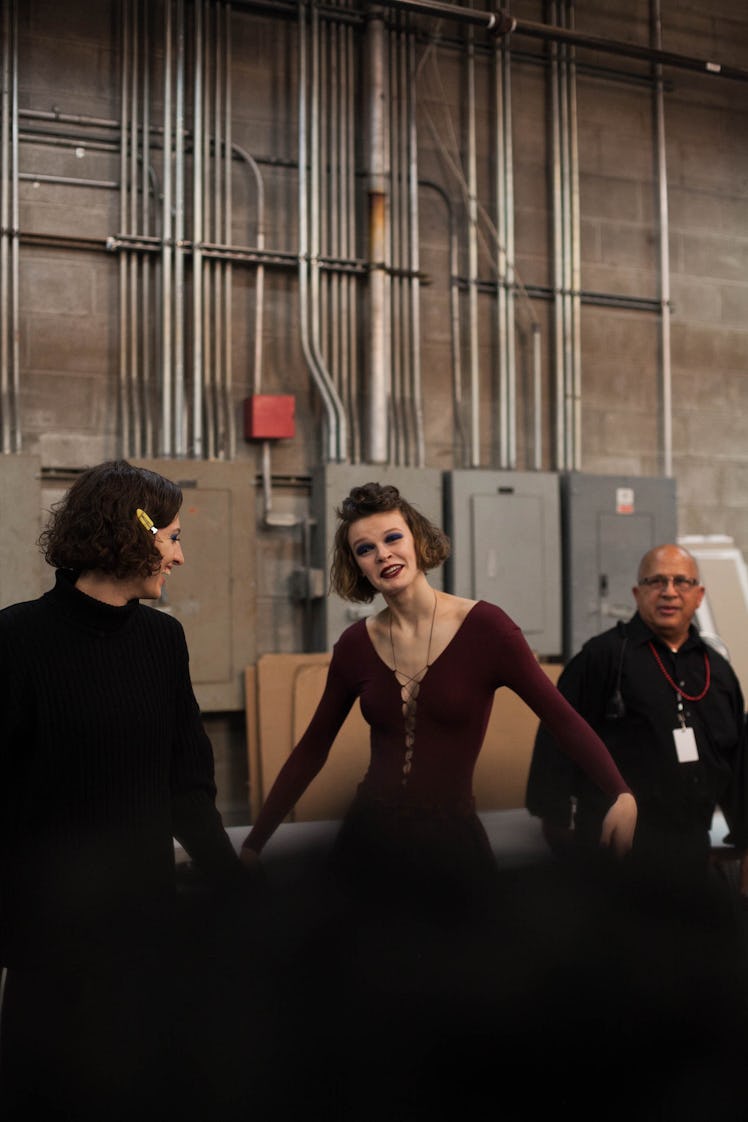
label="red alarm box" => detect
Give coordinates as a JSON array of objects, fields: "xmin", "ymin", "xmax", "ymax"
[{"xmin": 243, "ymin": 394, "xmax": 296, "ymax": 440}]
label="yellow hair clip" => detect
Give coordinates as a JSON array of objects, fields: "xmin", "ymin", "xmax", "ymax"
[{"xmin": 136, "ymin": 508, "xmax": 158, "ymax": 535}]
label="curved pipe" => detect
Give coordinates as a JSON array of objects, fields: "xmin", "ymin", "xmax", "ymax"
[{"xmin": 297, "ymin": 0, "xmax": 347, "ymax": 463}]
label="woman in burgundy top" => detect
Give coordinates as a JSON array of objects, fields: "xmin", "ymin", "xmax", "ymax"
[
  {"xmin": 238, "ymin": 482, "xmax": 638, "ymax": 1120},
  {"xmin": 240, "ymin": 482, "xmax": 636, "ymax": 913}
]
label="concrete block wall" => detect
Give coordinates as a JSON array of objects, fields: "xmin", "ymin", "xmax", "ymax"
[{"xmin": 4, "ymin": 0, "xmax": 748, "ymax": 662}]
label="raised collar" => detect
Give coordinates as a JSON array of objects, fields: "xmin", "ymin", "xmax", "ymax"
[
  {"xmin": 624, "ymin": 611, "xmax": 701, "ymax": 654},
  {"xmin": 43, "ymin": 569, "xmax": 140, "ymax": 636}
]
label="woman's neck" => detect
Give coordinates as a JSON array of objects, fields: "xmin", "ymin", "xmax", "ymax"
[{"xmin": 75, "ymin": 570, "xmax": 136, "ymax": 607}]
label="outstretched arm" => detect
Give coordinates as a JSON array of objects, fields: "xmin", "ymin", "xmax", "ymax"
[{"xmin": 240, "ymin": 648, "xmax": 358, "ymax": 857}]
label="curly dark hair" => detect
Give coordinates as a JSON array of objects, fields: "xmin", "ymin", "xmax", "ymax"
[
  {"xmin": 39, "ymin": 460, "xmax": 183, "ymax": 579},
  {"xmin": 329, "ymin": 482, "xmax": 450, "ymax": 603}
]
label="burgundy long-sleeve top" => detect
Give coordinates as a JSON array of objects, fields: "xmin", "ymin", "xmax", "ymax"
[{"xmin": 246, "ymin": 601, "xmax": 631, "ymax": 853}]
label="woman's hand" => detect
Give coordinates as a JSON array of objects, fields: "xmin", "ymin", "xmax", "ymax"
[
  {"xmin": 600, "ymin": 792, "xmax": 637, "ymax": 858},
  {"xmin": 240, "ymin": 844, "xmax": 261, "ymax": 871}
]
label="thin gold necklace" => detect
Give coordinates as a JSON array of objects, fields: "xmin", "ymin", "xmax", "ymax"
[{"xmin": 389, "ymin": 589, "xmax": 438, "ymax": 685}]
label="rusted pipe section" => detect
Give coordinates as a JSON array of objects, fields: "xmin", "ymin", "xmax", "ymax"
[{"xmin": 365, "ymin": 5, "xmax": 389, "ymax": 465}]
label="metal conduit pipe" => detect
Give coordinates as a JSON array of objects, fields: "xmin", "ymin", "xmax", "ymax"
[
  {"xmin": 161, "ymin": 0, "xmax": 174, "ymax": 456},
  {"xmin": 174, "ymin": 0, "xmax": 186, "ymax": 456},
  {"xmin": 223, "ymin": 2, "xmax": 235, "ymax": 462},
  {"xmin": 119, "ymin": 0, "xmax": 131, "ymax": 456},
  {"xmin": 0, "ymin": 0, "xmax": 11, "ymax": 453},
  {"xmin": 394, "ymin": 18, "xmax": 415, "ymax": 466},
  {"xmin": 652, "ymin": 0, "xmax": 672, "ymax": 477},
  {"xmin": 230, "ymin": 143, "xmax": 274, "ymax": 513},
  {"xmin": 568, "ymin": 1, "xmax": 582, "ymax": 472},
  {"xmin": 466, "ymin": 27, "xmax": 480, "ymax": 468},
  {"xmin": 418, "ymin": 180, "xmax": 465, "ymax": 463},
  {"xmin": 213, "ymin": 0, "xmax": 228, "ymax": 460},
  {"xmin": 141, "ymin": 0, "xmax": 154, "ymax": 457},
  {"xmin": 494, "ymin": 39, "xmax": 508, "ymax": 467},
  {"xmin": 322, "ymin": 17, "xmax": 334, "ymax": 420},
  {"xmin": 328, "ymin": 13, "xmax": 342, "ymax": 445},
  {"xmin": 559, "ymin": 5, "xmax": 574, "ymax": 470},
  {"xmin": 310, "ymin": 3, "xmax": 347, "ymax": 461},
  {"xmin": 201, "ymin": 1, "xmax": 213, "ymax": 459},
  {"xmin": 10, "ymin": 0, "xmax": 19, "ymax": 453},
  {"xmin": 20, "ymin": 108, "xmax": 120, "ymax": 129},
  {"xmin": 532, "ymin": 323, "xmax": 542, "ymax": 469},
  {"xmin": 342, "ymin": 7, "xmax": 355, "ymax": 459},
  {"xmin": 337, "ymin": 14, "xmax": 352, "ymax": 457},
  {"xmin": 374, "ymin": 0, "xmax": 515, "ymax": 37},
  {"xmin": 399, "ymin": 20, "xmax": 415, "ymax": 466},
  {"xmin": 340, "ymin": 12, "xmax": 354, "ymax": 456},
  {"xmin": 333, "ymin": 19, "xmax": 342, "ymax": 404},
  {"xmin": 389, "ymin": 22, "xmax": 404, "ymax": 464},
  {"xmin": 297, "ymin": 0, "xmax": 347, "ymax": 463},
  {"xmin": 192, "ymin": 0, "xmax": 205, "ymax": 458},
  {"xmin": 232, "ymin": 146, "xmax": 265, "ymax": 401},
  {"xmin": 365, "ymin": 5, "xmax": 389, "ymax": 465},
  {"xmin": 549, "ymin": 4, "xmax": 564, "ymax": 470},
  {"xmin": 129, "ymin": 0, "xmax": 141, "ymax": 455},
  {"xmin": 17, "ymin": 172, "xmax": 119, "ymax": 188},
  {"xmin": 131, "ymin": 1, "xmax": 142, "ymax": 455},
  {"xmin": 344, "ymin": 6, "xmax": 361, "ymax": 462},
  {"xmin": 340, "ymin": 7, "xmax": 361, "ymax": 460},
  {"xmin": 377, "ymin": 0, "xmax": 748, "ymax": 85},
  {"xmin": 407, "ymin": 27, "xmax": 425, "ymax": 467},
  {"xmin": 503, "ymin": 44, "xmax": 517, "ymax": 469}
]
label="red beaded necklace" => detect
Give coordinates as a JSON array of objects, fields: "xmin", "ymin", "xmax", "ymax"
[{"xmin": 647, "ymin": 641, "xmax": 711, "ymax": 702}]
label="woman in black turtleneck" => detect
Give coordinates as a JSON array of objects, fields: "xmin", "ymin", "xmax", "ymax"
[{"xmin": 0, "ymin": 460, "xmax": 249, "ymax": 1121}]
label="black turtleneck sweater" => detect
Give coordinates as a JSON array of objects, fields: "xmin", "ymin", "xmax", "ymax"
[{"xmin": 0, "ymin": 569, "xmax": 241, "ymax": 967}]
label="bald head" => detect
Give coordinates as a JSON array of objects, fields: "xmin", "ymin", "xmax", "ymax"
[
  {"xmin": 636, "ymin": 544, "xmax": 700, "ymax": 585},
  {"xmin": 633, "ymin": 544, "xmax": 704, "ymax": 650}
]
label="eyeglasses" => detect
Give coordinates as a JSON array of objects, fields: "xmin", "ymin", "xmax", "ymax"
[{"xmin": 638, "ymin": 575, "xmax": 700, "ymax": 591}]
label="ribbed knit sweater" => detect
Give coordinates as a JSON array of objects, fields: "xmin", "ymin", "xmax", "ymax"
[{"xmin": 0, "ymin": 569, "xmax": 241, "ymax": 966}]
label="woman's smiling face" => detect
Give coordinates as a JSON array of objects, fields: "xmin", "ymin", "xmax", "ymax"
[
  {"xmin": 347, "ymin": 511, "xmax": 418, "ymax": 596},
  {"xmin": 139, "ymin": 517, "xmax": 185, "ymax": 599}
]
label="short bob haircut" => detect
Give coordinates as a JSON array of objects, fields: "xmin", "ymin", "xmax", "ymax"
[
  {"xmin": 330, "ymin": 482, "xmax": 451, "ymax": 603},
  {"xmin": 39, "ymin": 460, "xmax": 183, "ymax": 580}
]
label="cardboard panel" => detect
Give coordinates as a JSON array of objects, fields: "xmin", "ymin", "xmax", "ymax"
[
  {"xmin": 292, "ymin": 665, "xmax": 369, "ymax": 821},
  {"xmin": 474, "ymin": 663, "xmax": 563, "ymax": 811}
]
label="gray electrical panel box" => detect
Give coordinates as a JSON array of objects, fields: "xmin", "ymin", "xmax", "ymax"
[
  {"xmin": 310, "ymin": 463, "xmax": 444, "ymax": 650},
  {"xmin": 442, "ymin": 470, "xmax": 562, "ymax": 659},
  {"xmin": 561, "ymin": 472, "xmax": 678, "ymax": 660},
  {"xmin": 0, "ymin": 454, "xmax": 43, "ymax": 610},
  {"xmin": 132, "ymin": 459, "xmax": 256, "ymax": 711}
]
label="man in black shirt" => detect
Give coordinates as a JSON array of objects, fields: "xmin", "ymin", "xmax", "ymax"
[
  {"xmin": 525, "ymin": 544, "xmax": 748, "ymax": 1117},
  {"xmin": 527, "ymin": 542, "xmax": 748, "ymax": 877}
]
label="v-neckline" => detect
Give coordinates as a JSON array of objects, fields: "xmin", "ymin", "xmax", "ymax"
[{"xmin": 362, "ymin": 599, "xmax": 481, "ymax": 682}]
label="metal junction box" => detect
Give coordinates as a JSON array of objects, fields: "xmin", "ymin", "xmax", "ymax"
[
  {"xmin": 132, "ymin": 459, "xmax": 256, "ymax": 711},
  {"xmin": 561, "ymin": 472, "xmax": 677, "ymax": 660},
  {"xmin": 0, "ymin": 454, "xmax": 44, "ymax": 611},
  {"xmin": 442, "ymin": 470, "xmax": 562, "ymax": 659}
]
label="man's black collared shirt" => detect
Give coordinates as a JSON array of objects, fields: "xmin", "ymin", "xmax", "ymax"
[{"xmin": 526, "ymin": 613, "xmax": 748, "ymax": 851}]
